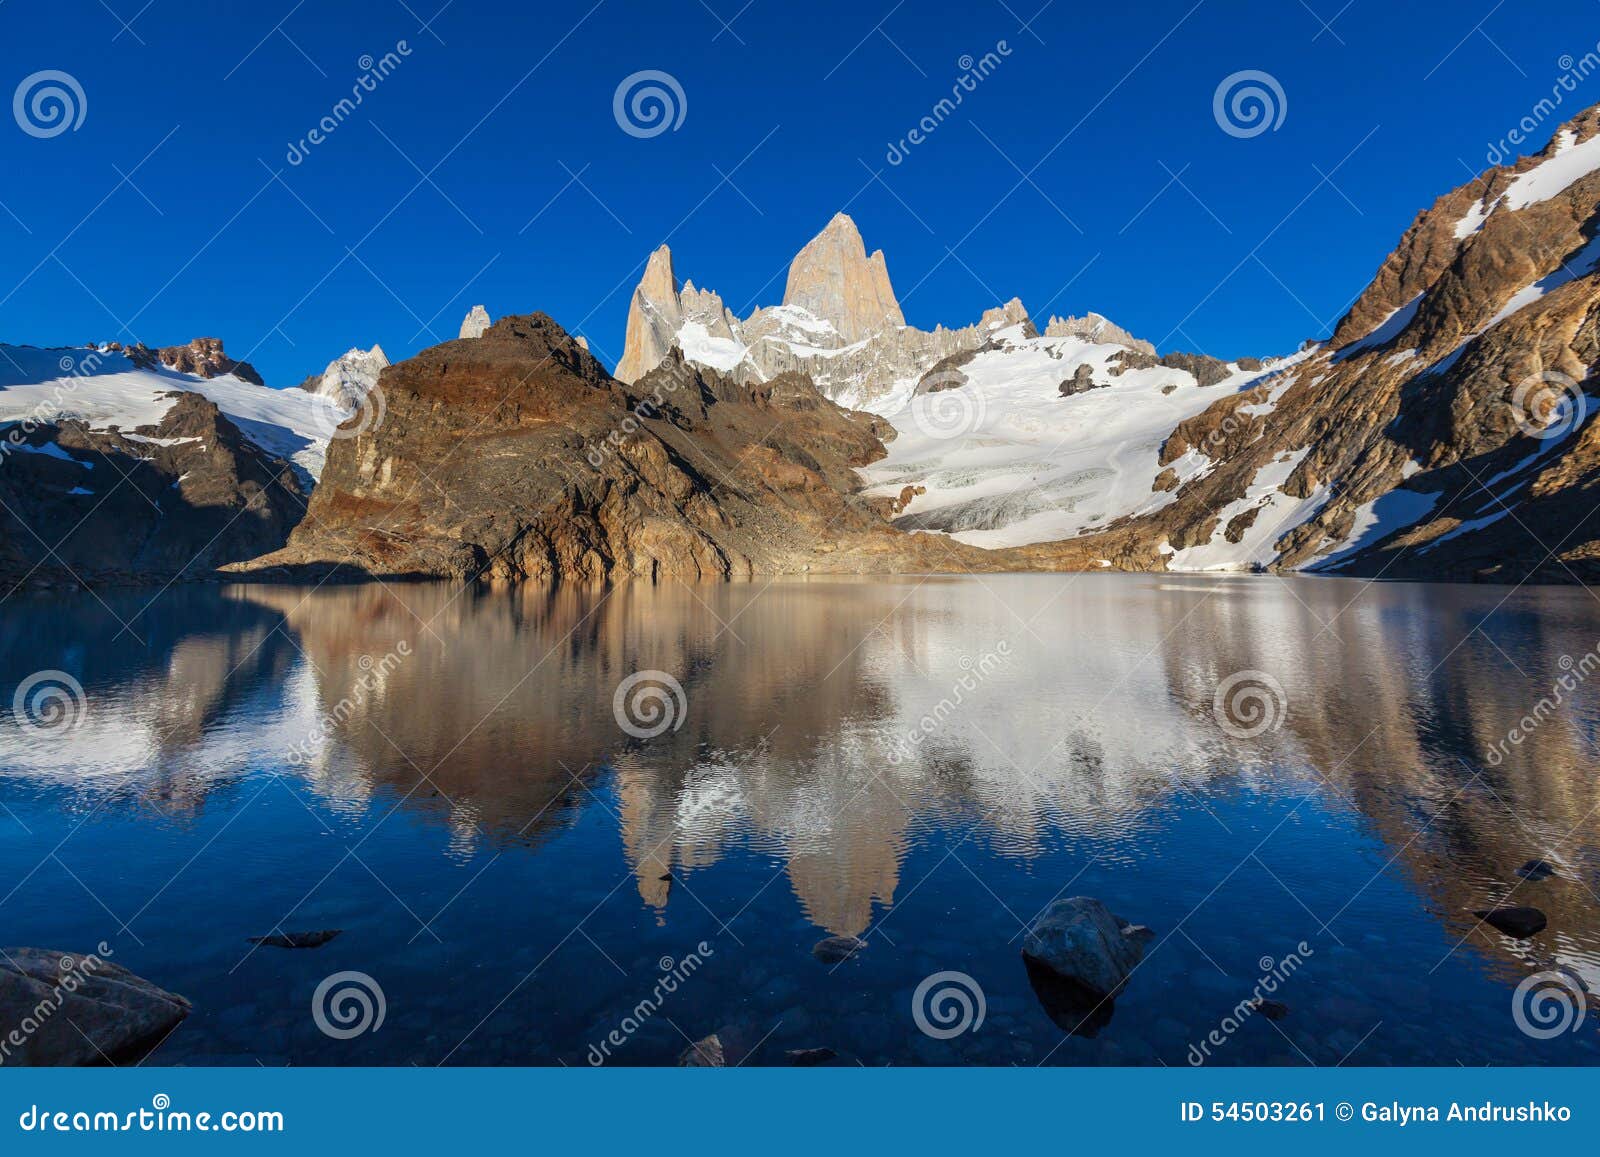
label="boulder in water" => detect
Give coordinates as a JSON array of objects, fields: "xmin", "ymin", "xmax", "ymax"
[
  {"xmin": 678, "ymin": 1033, "xmax": 725, "ymax": 1067},
  {"xmin": 0, "ymin": 948, "xmax": 190, "ymax": 1065},
  {"xmin": 1021, "ymin": 897, "xmax": 1152, "ymax": 999},
  {"xmin": 247, "ymin": 929, "xmax": 342, "ymax": 949},
  {"xmin": 812, "ymin": 935, "xmax": 868, "ymax": 964},
  {"xmin": 1472, "ymin": 906, "xmax": 1547, "ymax": 939}
]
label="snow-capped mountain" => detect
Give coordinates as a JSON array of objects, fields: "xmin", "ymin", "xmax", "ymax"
[
  {"xmin": 0, "ymin": 341, "xmax": 323, "ymax": 583},
  {"xmin": 613, "ymin": 102, "xmax": 1600, "ymax": 581},
  {"xmin": 2, "ymin": 340, "xmax": 343, "ymax": 482},
  {"xmin": 861, "ymin": 325, "xmax": 1289, "ymax": 550},
  {"xmin": 613, "ymin": 212, "xmax": 1278, "ymax": 552},
  {"xmin": 301, "ymin": 343, "xmax": 388, "ymax": 415}
]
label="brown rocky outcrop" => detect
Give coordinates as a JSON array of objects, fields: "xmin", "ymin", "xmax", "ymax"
[
  {"xmin": 113, "ymin": 337, "xmax": 264, "ymax": 385},
  {"xmin": 238, "ymin": 313, "xmax": 996, "ymax": 583}
]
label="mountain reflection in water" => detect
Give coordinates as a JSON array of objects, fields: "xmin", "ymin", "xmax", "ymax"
[{"xmin": 2, "ymin": 575, "xmax": 1598, "ymax": 1066}]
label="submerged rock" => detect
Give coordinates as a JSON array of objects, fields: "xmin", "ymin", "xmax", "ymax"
[
  {"xmin": 678, "ymin": 1034, "xmax": 725, "ymax": 1067},
  {"xmin": 812, "ymin": 935, "xmax": 868, "ymax": 964},
  {"xmin": 1022, "ymin": 956, "xmax": 1116, "ymax": 1038},
  {"xmin": 1516, "ymin": 859, "xmax": 1558, "ymax": 881},
  {"xmin": 1472, "ymin": 906, "xmax": 1548, "ymax": 939},
  {"xmin": 0, "ymin": 948, "xmax": 190, "ymax": 1065},
  {"xmin": 786, "ymin": 1047, "xmax": 837, "ymax": 1066},
  {"xmin": 1021, "ymin": 897, "xmax": 1152, "ymax": 999},
  {"xmin": 247, "ymin": 929, "xmax": 342, "ymax": 949},
  {"xmin": 1251, "ymin": 997, "xmax": 1290, "ymax": 1021}
]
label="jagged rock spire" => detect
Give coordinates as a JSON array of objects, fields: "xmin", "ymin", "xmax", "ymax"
[{"xmin": 781, "ymin": 212, "xmax": 904, "ymax": 343}]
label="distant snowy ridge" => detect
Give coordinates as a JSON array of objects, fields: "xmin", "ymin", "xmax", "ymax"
[{"xmin": 1, "ymin": 343, "xmax": 347, "ymax": 482}]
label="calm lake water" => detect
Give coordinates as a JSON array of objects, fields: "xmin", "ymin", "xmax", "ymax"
[{"xmin": 2, "ymin": 574, "xmax": 1599, "ymax": 1066}]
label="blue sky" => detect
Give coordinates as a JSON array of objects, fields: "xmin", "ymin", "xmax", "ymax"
[{"xmin": 0, "ymin": 0, "xmax": 1592, "ymax": 384}]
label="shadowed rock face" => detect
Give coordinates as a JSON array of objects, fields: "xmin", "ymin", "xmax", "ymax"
[
  {"xmin": 0, "ymin": 392, "xmax": 308, "ymax": 587},
  {"xmin": 239, "ymin": 313, "xmax": 987, "ymax": 583},
  {"xmin": 0, "ymin": 948, "xmax": 190, "ymax": 1065}
]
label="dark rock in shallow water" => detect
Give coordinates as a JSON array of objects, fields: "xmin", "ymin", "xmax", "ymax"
[
  {"xmin": 678, "ymin": 1034, "xmax": 725, "ymax": 1067},
  {"xmin": 812, "ymin": 935, "xmax": 868, "ymax": 964},
  {"xmin": 1472, "ymin": 906, "xmax": 1547, "ymax": 939},
  {"xmin": 0, "ymin": 948, "xmax": 190, "ymax": 1065},
  {"xmin": 1251, "ymin": 998, "xmax": 1290, "ymax": 1021},
  {"xmin": 1516, "ymin": 859, "xmax": 1558, "ymax": 881},
  {"xmin": 786, "ymin": 1047, "xmax": 837, "ymax": 1066},
  {"xmin": 247, "ymin": 929, "xmax": 342, "ymax": 949},
  {"xmin": 1021, "ymin": 896, "xmax": 1152, "ymax": 999},
  {"xmin": 1023, "ymin": 956, "xmax": 1116, "ymax": 1038}
]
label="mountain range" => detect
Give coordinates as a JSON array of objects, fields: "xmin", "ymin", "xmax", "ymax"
[{"xmin": 5, "ymin": 100, "xmax": 1600, "ymax": 587}]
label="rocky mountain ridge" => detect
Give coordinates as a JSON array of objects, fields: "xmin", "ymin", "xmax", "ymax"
[
  {"xmin": 239, "ymin": 313, "xmax": 990, "ymax": 583},
  {"xmin": 9, "ymin": 98, "xmax": 1600, "ymax": 586}
]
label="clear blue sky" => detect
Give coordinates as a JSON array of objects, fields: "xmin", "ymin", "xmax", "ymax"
[{"xmin": 0, "ymin": 0, "xmax": 1592, "ymax": 384}]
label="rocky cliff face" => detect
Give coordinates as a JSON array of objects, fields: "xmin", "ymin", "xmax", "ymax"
[
  {"xmin": 0, "ymin": 391, "xmax": 307, "ymax": 587},
  {"xmin": 299, "ymin": 344, "xmax": 388, "ymax": 410},
  {"xmin": 612, "ymin": 215, "xmax": 1068, "ymax": 410},
  {"xmin": 614, "ymin": 245, "xmax": 686, "ymax": 384},
  {"xmin": 1051, "ymin": 103, "xmax": 1600, "ymax": 582},
  {"xmin": 110, "ymin": 337, "xmax": 264, "ymax": 385},
  {"xmin": 459, "ymin": 304, "xmax": 491, "ymax": 339},
  {"xmin": 780, "ymin": 212, "xmax": 905, "ymax": 343},
  {"xmin": 241, "ymin": 313, "xmax": 985, "ymax": 583}
]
